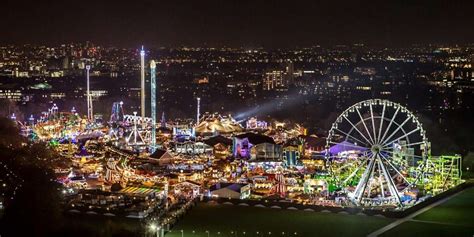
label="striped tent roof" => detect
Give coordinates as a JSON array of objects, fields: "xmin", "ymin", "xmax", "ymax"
[{"xmin": 119, "ymin": 186, "xmax": 159, "ymax": 196}]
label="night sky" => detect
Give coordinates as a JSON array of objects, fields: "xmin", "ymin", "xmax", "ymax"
[{"xmin": 2, "ymin": 0, "xmax": 473, "ymax": 47}]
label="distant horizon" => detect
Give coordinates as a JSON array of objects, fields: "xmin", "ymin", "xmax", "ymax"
[{"xmin": 1, "ymin": 41, "xmax": 473, "ymax": 49}]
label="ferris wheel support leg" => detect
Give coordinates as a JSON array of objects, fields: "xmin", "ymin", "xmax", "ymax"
[
  {"xmin": 343, "ymin": 159, "xmax": 369, "ymax": 184},
  {"xmin": 378, "ymin": 155, "xmax": 403, "ymax": 207},
  {"xmin": 377, "ymin": 160, "xmax": 385, "ymax": 198},
  {"xmin": 354, "ymin": 154, "xmax": 376, "ymax": 204},
  {"xmin": 126, "ymin": 131, "xmax": 133, "ymax": 143}
]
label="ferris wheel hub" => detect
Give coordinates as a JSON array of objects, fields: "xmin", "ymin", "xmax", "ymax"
[{"xmin": 371, "ymin": 144, "xmax": 382, "ymax": 153}]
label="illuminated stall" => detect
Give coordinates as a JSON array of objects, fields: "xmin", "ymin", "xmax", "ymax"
[
  {"xmin": 195, "ymin": 112, "xmax": 243, "ymax": 137},
  {"xmin": 282, "ymin": 145, "xmax": 301, "ymax": 167},
  {"xmin": 233, "ymin": 133, "xmax": 275, "ymax": 159}
]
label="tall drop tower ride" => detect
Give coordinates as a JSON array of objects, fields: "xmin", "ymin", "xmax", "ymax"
[
  {"xmin": 150, "ymin": 60, "xmax": 157, "ymax": 152},
  {"xmin": 86, "ymin": 65, "xmax": 93, "ymax": 121},
  {"xmin": 196, "ymin": 97, "xmax": 201, "ymax": 125},
  {"xmin": 140, "ymin": 46, "xmax": 146, "ymax": 118}
]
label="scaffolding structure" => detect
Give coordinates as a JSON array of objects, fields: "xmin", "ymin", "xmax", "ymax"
[{"xmin": 417, "ymin": 155, "xmax": 462, "ymax": 194}]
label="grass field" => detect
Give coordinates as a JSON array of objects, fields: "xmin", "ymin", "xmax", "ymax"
[
  {"xmin": 58, "ymin": 214, "xmax": 143, "ymax": 237},
  {"xmin": 381, "ymin": 187, "xmax": 474, "ymax": 237},
  {"xmin": 414, "ymin": 186, "xmax": 474, "ymax": 226},
  {"xmin": 380, "ymin": 221, "xmax": 474, "ymax": 237},
  {"xmin": 167, "ymin": 187, "xmax": 474, "ymax": 237},
  {"xmin": 165, "ymin": 203, "xmax": 392, "ymax": 237}
]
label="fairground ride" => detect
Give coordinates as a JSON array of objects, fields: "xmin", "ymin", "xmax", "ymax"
[{"xmin": 326, "ymin": 99, "xmax": 462, "ymax": 208}]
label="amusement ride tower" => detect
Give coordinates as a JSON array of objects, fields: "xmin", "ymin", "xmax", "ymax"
[
  {"xmin": 140, "ymin": 46, "xmax": 146, "ymax": 118},
  {"xmin": 196, "ymin": 97, "xmax": 201, "ymax": 125},
  {"xmin": 150, "ymin": 60, "xmax": 157, "ymax": 152},
  {"xmin": 86, "ymin": 65, "xmax": 93, "ymax": 121}
]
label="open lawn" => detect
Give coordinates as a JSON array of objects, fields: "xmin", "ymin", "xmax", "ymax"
[
  {"xmin": 57, "ymin": 214, "xmax": 143, "ymax": 237},
  {"xmin": 166, "ymin": 203, "xmax": 392, "ymax": 237},
  {"xmin": 168, "ymin": 187, "xmax": 474, "ymax": 237},
  {"xmin": 414, "ymin": 186, "xmax": 474, "ymax": 226},
  {"xmin": 380, "ymin": 221, "xmax": 474, "ymax": 237},
  {"xmin": 380, "ymin": 187, "xmax": 474, "ymax": 237}
]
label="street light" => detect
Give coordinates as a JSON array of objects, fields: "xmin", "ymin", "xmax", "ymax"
[
  {"xmin": 181, "ymin": 229, "xmax": 184, "ymax": 237},
  {"xmin": 205, "ymin": 230, "xmax": 210, "ymax": 237},
  {"xmin": 149, "ymin": 224, "xmax": 160, "ymax": 237}
]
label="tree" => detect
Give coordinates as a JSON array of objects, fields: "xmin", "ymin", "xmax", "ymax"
[
  {"xmin": 0, "ymin": 117, "xmax": 63, "ymax": 237},
  {"xmin": 0, "ymin": 99, "xmax": 22, "ymax": 119},
  {"xmin": 1, "ymin": 166, "xmax": 63, "ymax": 237},
  {"xmin": 0, "ymin": 117, "xmax": 24, "ymax": 148},
  {"xmin": 462, "ymin": 152, "xmax": 474, "ymax": 179}
]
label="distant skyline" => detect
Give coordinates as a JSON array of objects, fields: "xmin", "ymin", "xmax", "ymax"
[{"xmin": 2, "ymin": 0, "xmax": 474, "ymax": 48}]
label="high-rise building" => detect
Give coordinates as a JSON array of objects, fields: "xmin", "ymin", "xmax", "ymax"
[
  {"xmin": 262, "ymin": 61, "xmax": 294, "ymax": 91},
  {"xmin": 284, "ymin": 61, "xmax": 294, "ymax": 85},
  {"xmin": 62, "ymin": 56, "xmax": 70, "ymax": 69},
  {"xmin": 263, "ymin": 61, "xmax": 295, "ymax": 91},
  {"xmin": 263, "ymin": 70, "xmax": 285, "ymax": 90},
  {"xmin": 0, "ymin": 89, "xmax": 22, "ymax": 102},
  {"xmin": 471, "ymin": 54, "xmax": 474, "ymax": 80}
]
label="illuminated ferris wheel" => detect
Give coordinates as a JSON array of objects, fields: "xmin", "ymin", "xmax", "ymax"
[{"xmin": 326, "ymin": 99, "xmax": 430, "ymax": 207}]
